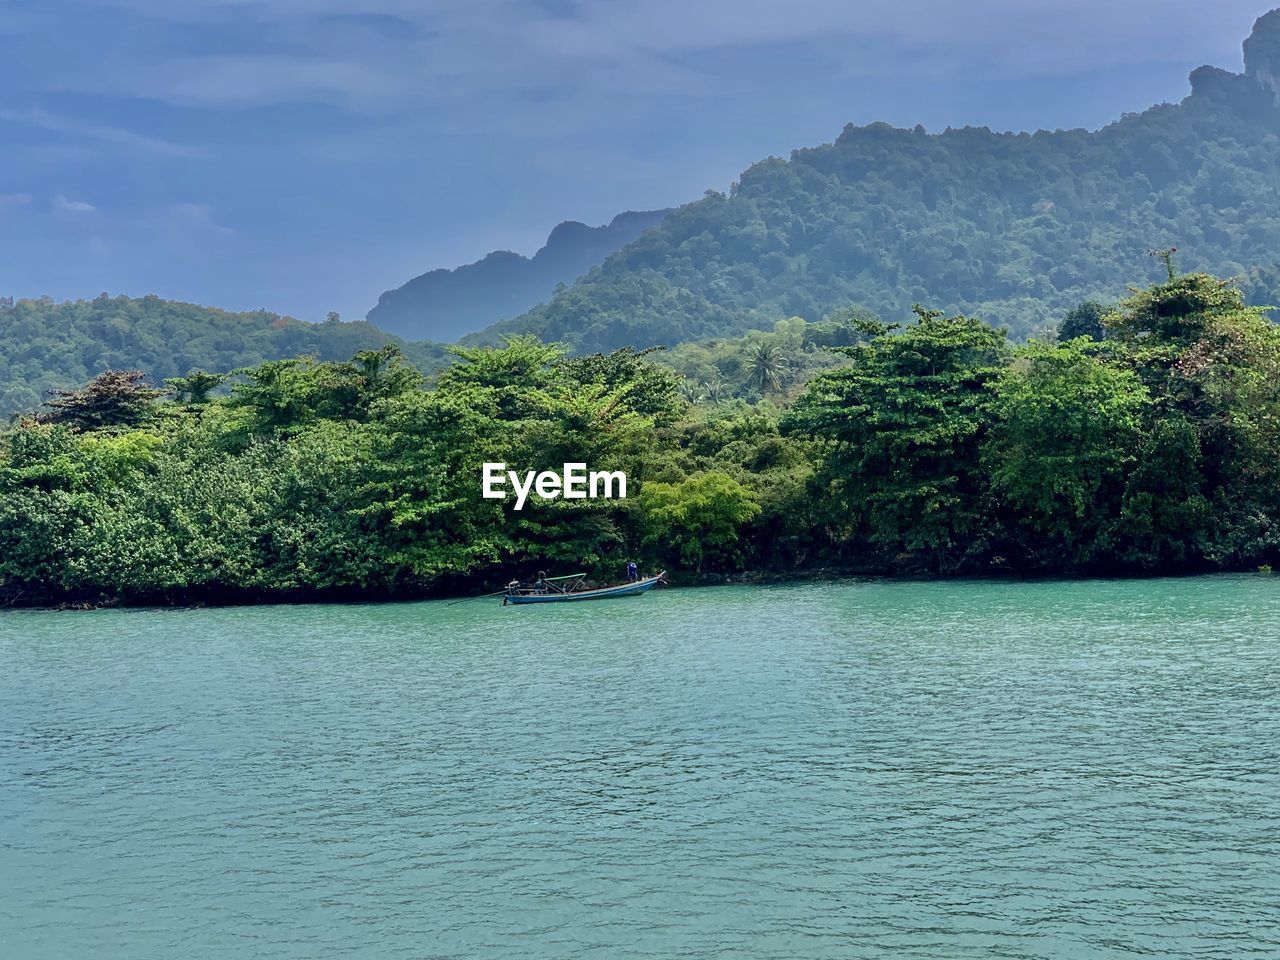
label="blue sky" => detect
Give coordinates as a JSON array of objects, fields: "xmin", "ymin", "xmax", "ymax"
[{"xmin": 0, "ymin": 0, "xmax": 1273, "ymax": 324}]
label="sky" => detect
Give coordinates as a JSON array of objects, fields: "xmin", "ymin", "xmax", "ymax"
[{"xmin": 0, "ymin": 0, "xmax": 1274, "ymax": 323}]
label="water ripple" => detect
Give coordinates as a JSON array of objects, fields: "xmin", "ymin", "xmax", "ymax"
[{"xmin": 1, "ymin": 576, "xmax": 1278, "ymax": 958}]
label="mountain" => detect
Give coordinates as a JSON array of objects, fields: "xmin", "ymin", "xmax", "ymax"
[
  {"xmin": 470, "ymin": 10, "xmax": 1280, "ymax": 353},
  {"xmin": 366, "ymin": 208, "xmax": 675, "ymax": 341},
  {"xmin": 0, "ymin": 294, "xmax": 448, "ymax": 418}
]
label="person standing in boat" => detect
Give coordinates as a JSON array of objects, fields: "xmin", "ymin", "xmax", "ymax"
[{"xmin": 626, "ymin": 561, "xmax": 639, "ymax": 582}]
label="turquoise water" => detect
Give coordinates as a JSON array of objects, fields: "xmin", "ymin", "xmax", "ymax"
[{"xmin": 2, "ymin": 577, "xmax": 1278, "ymax": 959}]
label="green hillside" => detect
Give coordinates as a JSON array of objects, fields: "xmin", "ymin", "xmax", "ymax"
[
  {"xmin": 0, "ymin": 294, "xmax": 447, "ymax": 418},
  {"xmin": 472, "ymin": 11, "xmax": 1280, "ymax": 353}
]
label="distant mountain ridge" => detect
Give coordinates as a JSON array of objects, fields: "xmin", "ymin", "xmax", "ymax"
[
  {"xmin": 366, "ymin": 208, "xmax": 675, "ymax": 341},
  {"xmin": 466, "ymin": 9, "xmax": 1280, "ymax": 353}
]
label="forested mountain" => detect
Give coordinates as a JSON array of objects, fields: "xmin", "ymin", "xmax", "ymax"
[
  {"xmin": 0, "ymin": 294, "xmax": 447, "ymax": 417},
  {"xmin": 471, "ymin": 11, "xmax": 1280, "ymax": 353},
  {"xmin": 367, "ymin": 208, "xmax": 674, "ymax": 341}
]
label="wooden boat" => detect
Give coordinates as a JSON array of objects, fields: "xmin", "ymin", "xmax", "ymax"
[{"xmin": 503, "ymin": 571, "xmax": 665, "ymax": 605}]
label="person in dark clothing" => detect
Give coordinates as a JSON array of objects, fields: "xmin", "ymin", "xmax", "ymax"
[{"xmin": 626, "ymin": 561, "xmax": 639, "ymax": 582}]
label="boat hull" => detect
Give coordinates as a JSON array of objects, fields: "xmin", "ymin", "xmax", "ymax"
[{"xmin": 504, "ymin": 574, "xmax": 663, "ymax": 604}]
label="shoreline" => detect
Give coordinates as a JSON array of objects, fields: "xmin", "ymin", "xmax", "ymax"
[{"xmin": 2, "ymin": 564, "xmax": 1271, "ymax": 613}]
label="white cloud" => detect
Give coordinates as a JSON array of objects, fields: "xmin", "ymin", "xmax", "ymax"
[
  {"xmin": 0, "ymin": 108, "xmax": 200, "ymax": 158},
  {"xmin": 0, "ymin": 191, "xmax": 32, "ymax": 208},
  {"xmin": 53, "ymin": 194, "xmax": 96, "ymax": 213},
  {"xmin": 79, "ymin": 0, "xmax": 1268, "ymax": 81},
  {"xmin": 18, "ymin": 0, "xmax": 1267, "ymax": 119}
]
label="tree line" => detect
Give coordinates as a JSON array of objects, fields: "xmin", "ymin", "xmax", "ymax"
[
  {"xmin": 0, "ymin": 294, "xmax": 449, "ymax": 419},
  {"xmin": 2, "ymin": 268, "xmax": 1278, "ymax": 606}
]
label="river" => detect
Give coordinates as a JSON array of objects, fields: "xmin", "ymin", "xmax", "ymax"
[{"xmin": 2, "ymin": 577, "xmax": 1277, "ymax": 958}]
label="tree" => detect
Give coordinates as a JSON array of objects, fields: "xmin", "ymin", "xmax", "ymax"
[
  {"xmin": 784, "ymin": 307, "xmax": 1009, "ymax": 570},
  {"xmin": 166, "ymin": 370, "xmax": 226, "ymax": 405},
  {"xmin": 639, "ymin": 472, "xmax": 761, "ymax": 573},
  {"xmin": 746, "ymin": 341, "xmax": 788, "ymax": 393},
  {"xmin": 227, "ymin": 359, "xmax": 323, "ymax": 433},
  {"xmin": 1105, "ymin": 272, "xmax": 1280, "ymax": 566},
  {"xmin": 1111, "ymin": 419, "xmax": 1210, "ymax": 570},
  {"xmin": 41, "ymin": 371, "xmax": 165, "ymax": 430},
  {"xmin": 321, "ymin": 344, "xmax": 424, "ymax": 419},
  {"xmin": 984, "ymin": 340, "xmax": 1150, "ymax": 567},
  {"xmin": 1104, "ymin": 272, "xmax": 1259, "ymax": 349},
  {"xmin": 1059, "ymin": 300, "xmax": 1107, "ymax": 341},
  {"xmin": 557, "ymin": 346, "xmax": 684, "ymax": 422}
]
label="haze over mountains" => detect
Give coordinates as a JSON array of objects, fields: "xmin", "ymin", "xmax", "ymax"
[
  {"xmin": 366, "ymin": 209, "xmax": 674, "ymax": 341},
  {"xmin": 7, "ymin": 9, "xmax": 1280, "ymax": 415},
  {"xmin": 459, "ymin": 9, "xmax": 1280, "ymax": 352}
]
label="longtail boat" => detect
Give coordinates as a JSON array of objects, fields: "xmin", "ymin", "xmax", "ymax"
[{"xmin": 503, "ymin": 571, "xmax": 665, "ymax": 605}]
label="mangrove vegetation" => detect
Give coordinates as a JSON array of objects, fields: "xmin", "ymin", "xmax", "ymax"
[{"xmin": 3, "ymin": 268, "xmax": 1280, "ymax": 605}]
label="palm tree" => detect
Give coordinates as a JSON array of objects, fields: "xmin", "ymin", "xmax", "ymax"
[
  {"xmin": 678, "ymin": 379, "xmax": 703, "ymax": 404},
  {"xmin": 745, "ymin": 342, "xmax": 788, "ymax": 394},
  {"xmin": 702, "ymin": 378, "xmax": 727, "ymax": 403}
]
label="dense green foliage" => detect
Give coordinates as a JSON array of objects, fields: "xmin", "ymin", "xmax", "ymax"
[
  {"xmin": 0, "ymin": 294, "xmax": 449, "ymax": 419},
  {"xmin": 1059, "ymin": 300, "xmax": 1108, "ymax": 341},
  {"xmin": 4, "ymin": 267, "xmax": 1280, "ymax": 606},
  {"xmin": 472, "ymin": 18, "xmax": 1280, "ymax": 353},
  {"xmin": 652, "ymin": 311, "xmax": 870, "ymax": 405},
  {"xmin": 0, "ymin": 340, "xmax": 691, "ymax": 604},
  {"xmin": 785, "ymin": 308, "xmax": 1010, "ymax": 570},
  {"xmin": 982, "ymin": 340, "xmax": 1148, "ymax": 566},
  {"xmin": 784, "ymin": 270, "xmax": 1280, "ymax": 573}
]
